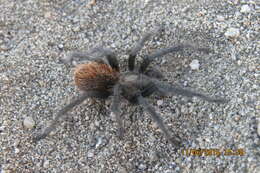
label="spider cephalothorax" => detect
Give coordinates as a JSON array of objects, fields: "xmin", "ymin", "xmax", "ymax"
[{"xmin": 34, "ymin": 27, "xmax": 227, "ymax": 146}]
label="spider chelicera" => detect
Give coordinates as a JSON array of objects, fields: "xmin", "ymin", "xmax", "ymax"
[{"xmin": 34, "ymin": 26, "xmax": 227, "ymax": 146}]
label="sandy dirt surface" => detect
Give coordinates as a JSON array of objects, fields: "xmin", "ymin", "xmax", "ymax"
[{"xmin": 0, "ymin": 0, "xmax": 259, "ymax": 172}]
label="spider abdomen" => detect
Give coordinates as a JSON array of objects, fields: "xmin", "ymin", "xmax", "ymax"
[{"xmin": 74, "ymin": 62, "xmax": 119, "ymax": 92}]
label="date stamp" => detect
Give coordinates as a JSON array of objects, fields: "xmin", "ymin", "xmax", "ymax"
[{"xmin": 180, "ymin": 148, "xmax": 245, "ymax": 157}]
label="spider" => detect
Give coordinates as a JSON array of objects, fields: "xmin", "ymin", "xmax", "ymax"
[{"xmin": 34, "ymin": 26, "xmax": 227, "ymax": 146}]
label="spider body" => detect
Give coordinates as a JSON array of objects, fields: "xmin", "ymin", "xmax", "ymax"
[
  {"xmin": 34, "ymin": 27, "xmax": 227, "ymax": 146},
  {"xmin": 119, "ymin": 73, "xmax": 157, "ymax": 104}
]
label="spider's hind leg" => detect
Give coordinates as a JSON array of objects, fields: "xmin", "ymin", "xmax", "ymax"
[
  {"xmin": 137, "ymin": 96, "xmax": 182, "ymax": 147},
  {"xmin": 152, "ymin": 79, "xmax": 228, "ymax": 103},
  {"xmin": 33, "ymin": 91, "xmax": 109, "ymax": 142}
]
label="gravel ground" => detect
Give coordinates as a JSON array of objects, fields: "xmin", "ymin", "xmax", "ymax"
[{"xmin": 0, "ymin": 0, "xmax": 259, "ymax": 172}]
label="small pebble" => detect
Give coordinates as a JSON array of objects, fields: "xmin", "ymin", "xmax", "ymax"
[
  {"xmin": 14, "ymin": 148, "xmax": 20, "ymax": 154},
  {"xmin": 23, "ymin": 117, "xmax": 35, "ymax": 129},
  {"xmin": 138, "ymin": 163, "xmax": 147, "ymax": 170},
  {"xmin": 118, "ymin": 166, "xmax": 128, "ymax": 173},
  {"xmin": 225, "ymin": 28, "xmax": 240, "ymax": 38},
  {"xmin": 0, "ymin": 126, "xmax": 4, "ymax": 132},
  {"xmin": 72, "ymin": 26, "xmax": 80, "ymax": 32},
  {"xmin": 257, "ymin": 120, "xmax": 260, "ymax": 136},
  {"xmin": 150, "ymin": 151, "xmax": 159, "ymax": 161},
  {"xmin": 58, "ymin": 44, "xmax": 64, "ymax": 49},
  {"xmin": 157, "ymin": 100, "xmax": 163, "ymax": 106},
  {"xmin": 87, "ymin": 151, "xmax": 94, "ymax": 158},
  {"xmin": 95, "ymin": 137, "xmax": 103, "ymax": 149},
  {"xmin": 189, "ymin": 59, "xmax": 200, "ymax": 70},
  {"xmin": 94, "ymin": 120, "xmax": 100, "ymax": 127},
  {"xmin": 144, "ymin": 0, "xmax": 151, "ymax": 6},
  {"xmin": 110, "ymin": 112, "xmax": 116, "ymax": 120},
  {"xmin": 43, "ymin": 160, "xmax": 50, "ymax": 168},
  {"xmin": 216, "ymin": 15, "xmax": 225, "ymax": 22},
  {"xmin": 237, "ymin": 60, "xmax": 242, "ymax": 66},
  {"xmin": 240, "ymin": 5, "xmax": 251, "ymax": 13},
  {"xmin": 44, "ymin": 11, "xmax": 52, "ymax": 19}
]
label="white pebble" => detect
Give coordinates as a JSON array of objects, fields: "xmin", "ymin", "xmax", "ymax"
[
  {"xmin": 189, "ymin": 59, "xmax": 200, "ymax": 70},
  {"xmin": 0, "ymin": 126, "xmax": 4, "ymax": 132},
  {"xmin": 216, "ymin": 15, "xmax": 225, "ymax": 22},
  {"xmin": 157, "ymin": 100, "xmax": 163, "ymax": 106},
  {"xmin": 144, "ymin": 0, "xmax": 151, "ymax": 6},
  {"xmin": 257, "ymin": 120, "xmax": 260, "ymax": 136},
  {"xmin": 58, "ymin": 44, "xmax": 64, "ymax": 49},
  {"xmin": 95, "ymin": 137, "xmax": 103, "ymax": 149},
  {"xmin": 72, "ymin": 26, "xmax": 80, "ymax": 32},
  {"xmin": 225, "ymin": 28, "xmax": 240, "ymax": 38},
  {"xmin": 23, "ymin": 117, "xmax": 35, "ymax": 129},
  {"xmin": 14, "ymin": 148, "xmax": 20, "ymax": 154},
  {"xmin": 110, "ymin": 112, "xmax": 116, "ymax": 120},
  {"xmin": 138, "ymin": 163, "xmax": 147, "ymax": 170},
  {"xmin": 87, "ymin": 151, "xmax": 94, "ymax": 158},
  {"xmin": 43, "ymin": 160, "xmax": 50, "ymax": 168},
  {"xmin": 240, "ymin": 5, "xmax": 251, "ymax": 13}
]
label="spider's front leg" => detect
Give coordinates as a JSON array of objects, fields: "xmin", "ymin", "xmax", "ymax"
[
  {"xmin": 139, "ymin": 44, "xmax": 210, "ymax": 73},
  {"xmin": 62, "ymin": 46, "xmax": 119, "ymax": 71},
  {"xmin": 128, "ymin": 26, "xmax": 164, "ymax": 71}
]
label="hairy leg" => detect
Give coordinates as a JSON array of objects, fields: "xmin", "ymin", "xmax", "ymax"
[
  {"xmin": 33, "ymin": 91, "xmax": 109, "ymax": 142},
  {"xmin": 110, "ymin": 84, "xmax": 124, "ymax": 139},
  {"xmin": 128, "ymin": 26, "xmax": 163, "ymax": 71},
  {"xmin": 139, "ymin": 44, "xmax": 210, "ymax": 73},
  {"xmin": 151, "ymin": 78, "xmax": 228, "ymax": 103},
  {"xmin": 61, "ymin": 50, "xmax": 97, "ymax": 65},
  {"xmin": 143, "ymin": 66, "xmax": 164, "ymax": 79},
  {"xmin": 62, "ymin": 46, "xmax": 119, "ymax": 71},
  {"xmin": 137, "ymin": 96, "xmax": 182, "ymax": 147},
  {"xmin": 92, "ymin": 46, "xmax": 119, "ymax": 71}
]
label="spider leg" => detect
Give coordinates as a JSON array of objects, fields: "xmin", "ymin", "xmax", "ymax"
[
  {"xmin": 139, "ymin": 44, "xmax": 210, "ymax": 73},
  {"xmin": 151, "ymin": 78, "xmax": 228, "ymax": 103},
  {"xmin": 128, "ymin": 26, "xmax": 163, "ymax": 71},
  {"xmin": 62, "ymin": 46, "xmax": 119, "ymax": 71},
  {"xmin": 111, "ymin": 84, "xmax": 124, "ymax": 139},
  {"xmin": 137, "ymin": 96, "xmax": 182, "ymax": 147},
  {"xmin": 61, "ymin": 50, "xmax": 97, "ymax": 65},
  {"xmin": 33, "ymin": 91, "xmax": 108, "ymax": 142},
  {"xmin": 92, "ymin": 46, "xmax": 119, "ymax": 71},
  {"xmin": 143, "ymin": 66, "xmax": 164, "ymax": 79},
  {"xmin": 137, "ymin": 78, "xmax": 158, "ymax": 97}
]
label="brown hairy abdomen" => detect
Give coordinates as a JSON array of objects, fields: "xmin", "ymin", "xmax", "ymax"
[{"xmin": 74, "ymin": 62, "xmax": 119, "ymax": 92}]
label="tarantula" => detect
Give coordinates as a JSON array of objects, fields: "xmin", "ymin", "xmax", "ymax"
[{"xmin": 34, "ymin": 27, "xmax": 227, "ymax": 146}]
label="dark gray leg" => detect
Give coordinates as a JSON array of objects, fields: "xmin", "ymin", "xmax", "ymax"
[
  {"xmin": 92, "ymin": 47, "xmax": 119, "ymax": 71},
  {"xmin": 151, "ymin": 78, "xmax": 228, "ymax": 103},
  {"xmin": 110, "ymin": 84, "xmax": 124, "ymax": 139},
  {"xmin": 33, "ymin": 91, "xmax": 109, "ymax": 142},
  {"xmin": 61, "ymin": 50, "xmax": 97, "ymax": 65},
  {"xmin": 128, "ymin": 26, "xmax": 163, "ymax": 71},
  {"xmin": 62, "ymin": 46, "xmax": 119, "ymax": 71},
  {"xmin": 137, "ymin": 96, "xmax": 182, "ymax": 147},
  {"xmin": 143, "ymin": 66, "xmax": 164, "ymax": 79},
  {"xmin": 139, "ymin": 44, "xmax": 210, "ymax": 73}
]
